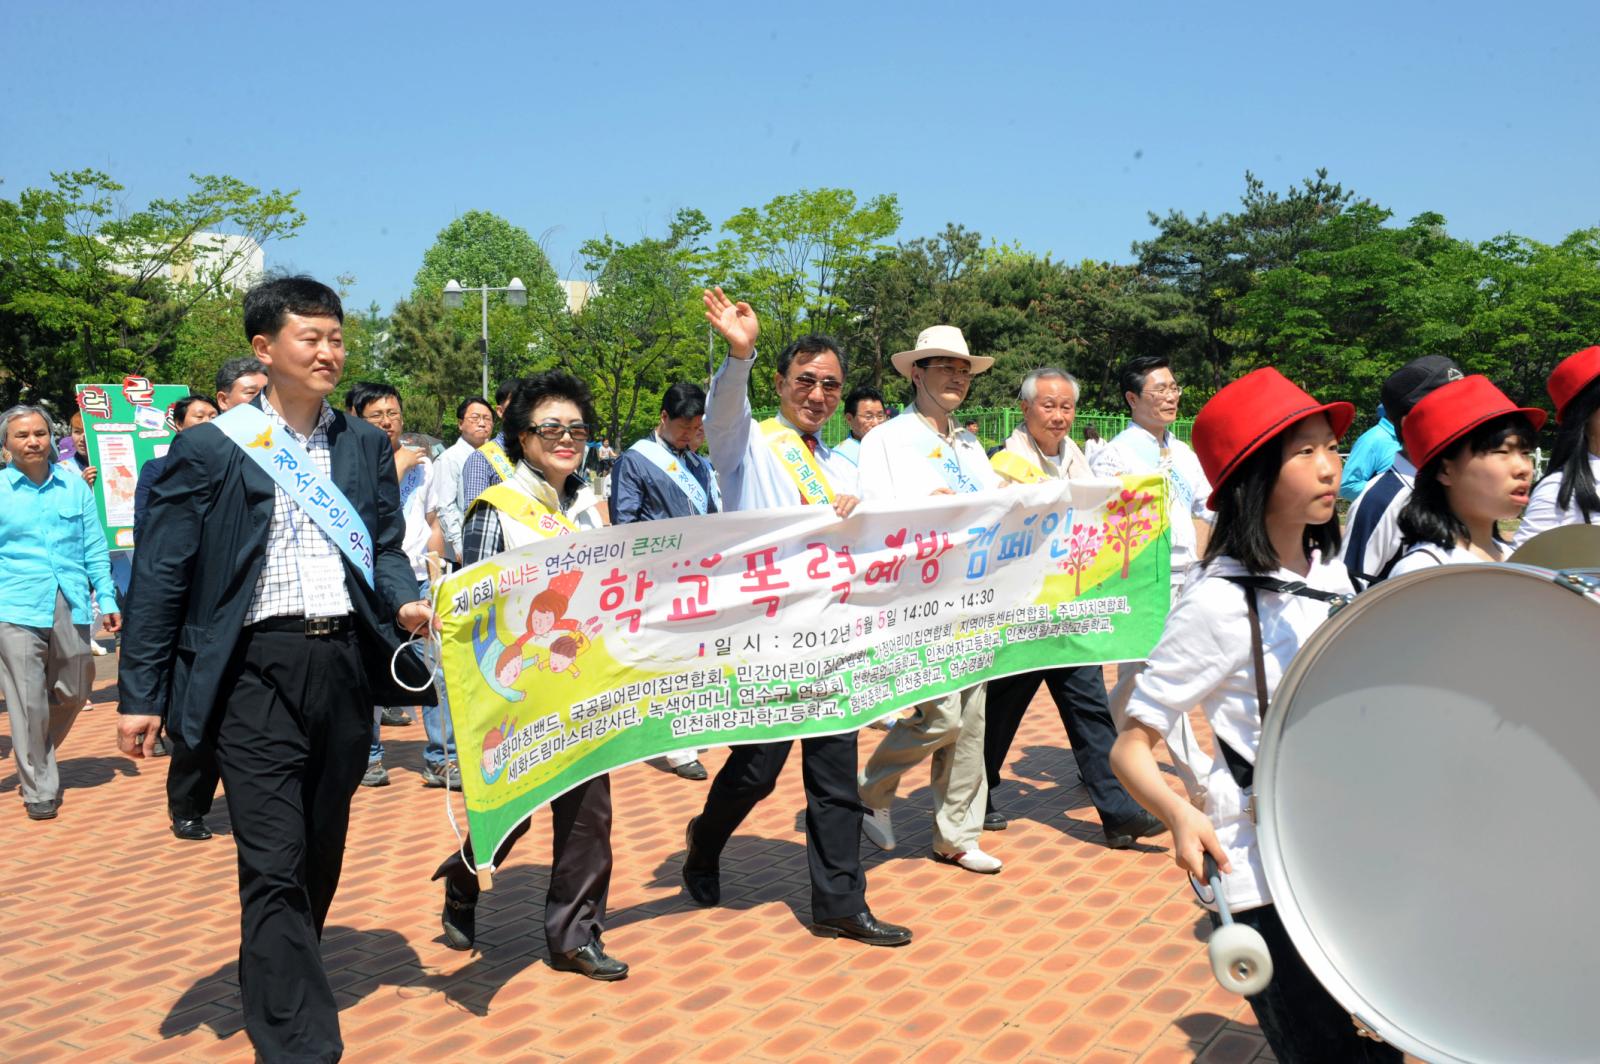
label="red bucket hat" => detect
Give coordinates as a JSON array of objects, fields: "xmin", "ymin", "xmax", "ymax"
[
  {"xmin": 1193, "ymin": 368, "xmax": 1355, "ymax": 510},
  {"xmin": 1547, "ymin": 346, "xmax": 1600, "ymax": 423},
  {"xmin": 1401, "ymin": 375, "xmax": 1548, "ymax": 472}
]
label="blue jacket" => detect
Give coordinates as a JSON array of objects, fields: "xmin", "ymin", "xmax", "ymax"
[
  {"xmin": 609, "ymin": 437, "xmax": 719, "ymax": 524},
  {"xmin": 1339, "ymin": 417, "xmax": 1401, "ymax": 501}
]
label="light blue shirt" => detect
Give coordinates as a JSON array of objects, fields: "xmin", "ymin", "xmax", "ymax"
[
  {"xmin": 0, "ymin": 462, "xmax": 119, "ymax": 627},
  {"xmin": 1339, "ymin": 417, "xmax": 1401, "ymax": 501},
  {"xmin": 705, "ymin": 354, "xmax": 858, "ymax": 513},
  {"xmin": 832, "ymin": 435, "xmax": 862, "ymax": 466}
]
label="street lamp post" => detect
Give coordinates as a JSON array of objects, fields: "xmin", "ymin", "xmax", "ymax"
[{"xmin": 442, "ymin": 277, "xmax": 529, "ymax": 397}]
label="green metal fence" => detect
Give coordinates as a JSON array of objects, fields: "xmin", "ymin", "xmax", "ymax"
[{"xmin": 750, "ymin": 406, "xmax": 1195, "ymax": 450}]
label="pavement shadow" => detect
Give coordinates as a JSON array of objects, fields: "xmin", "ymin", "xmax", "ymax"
[
  {"xmin": 159, "ymin": 926, "xmax": 430, "ymax": 1042},
  {"xmin": 424, "ymin": 835, "xmax": 829, "ymax": 1017},
  {"xmin": 0, "ymin": 754, "xmax": 140, "ymax": 796},
  {"xmin": 1173, "ymin": 1012, "xmax": 1254, "ymax": 1054},
  {"xmin": 988, "ymin": 745, "xmax": 1171, "ymax": 855}
]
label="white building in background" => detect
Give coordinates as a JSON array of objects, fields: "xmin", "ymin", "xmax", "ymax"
[
  {"xmin": 107, "ymin": 231, "xmax": 265, "ymax": 291},
  {"xmin": 558, "ymin": 278, "xmax": 597, "ymax": 314}
]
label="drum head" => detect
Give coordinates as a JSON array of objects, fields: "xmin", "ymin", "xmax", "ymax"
[
  {"xmin": 1507, "ymin": 522, "xmax": 1600, "ymax": 569},
  {"xmin": 1256, "ymin": 564, "xmax": 1600, "ymax": 1062}
]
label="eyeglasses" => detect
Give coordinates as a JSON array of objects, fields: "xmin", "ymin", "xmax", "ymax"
[
  {"xmin": 462, "ymin": 413, "xmax": 493, "ymax": 425},
  {"xmin": 790, "ymin": 374, "xmax": 843, "ymax": 396},
  {"xmin": 363, "ymin": 411, "xmax": 402, "ymax": 425},
  {"xmin": 1145, "ymin": 384, "xmax": 1183, "ymax": 399},
  {"xmin": 919, "ymin": 360, "xmax": 972, "ymax": 377},
  {"xmin": 526, "ymin": 421, "xmax": 592, "ymax": 442},
  {"xmin": 852, "ymin": 411, "xmax": 888, "ymax": 423}
]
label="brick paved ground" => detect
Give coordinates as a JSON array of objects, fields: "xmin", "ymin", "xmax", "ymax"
[{"xmin": 0, "ymin": 656, "xmax": 1287, "ymax": 1063}]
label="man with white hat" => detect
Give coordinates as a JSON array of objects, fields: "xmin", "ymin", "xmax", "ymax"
[{"xmin": 854, "ymin": 325, "xmax": 1004, "ymax": 874}]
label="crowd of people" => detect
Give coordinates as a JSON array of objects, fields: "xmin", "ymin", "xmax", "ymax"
[{"xmin": 1, "ymin": 271, "xmax": 1595, "ymax": 1063}]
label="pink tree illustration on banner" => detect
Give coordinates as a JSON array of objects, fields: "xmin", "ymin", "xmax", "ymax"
[
  {"xmin": 1102, "ymin": 487, "xmax": 1159, "ymax": 580},
  {"xmin": 1055, "ymin": 523, "xmax": 1106, "ymax": 595}
]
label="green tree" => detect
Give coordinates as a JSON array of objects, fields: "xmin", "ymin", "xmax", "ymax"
[
  {"xmin": 713, "ymin": 188, "xmax": 901, "ymax": 404},
  {"xmin": 561, "ymin": 209, "xmax": 712, "ymax": 445},
  {"xmin": 1135, "ymin": 169, "xmax": 1358, "ymax": 394},
  {"xmin": 383, "ymin": 295, "xmax": 476, "ymax": 437},
  {"xmin": 412, "ymin": 210, "xmax": 568, "ymax": 390},
  {"xmin": 0, "ymin": 169, "xmax": 303, "ymax": 406}
]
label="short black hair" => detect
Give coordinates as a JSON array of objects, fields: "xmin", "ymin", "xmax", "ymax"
[
  {"xmin": 172, "ymin": 393, "xmax": 218, "ymax": 425},
  {"xmin": 457, "ymin": 396, "xmax": 493, "ymax": 420},
  {"xmin": 660, "ymin": 381, "xmax": 706, "ymax": 420},
  {"xmin": 494, "ymin": 378, "xmax": 519, "ymax": 407},
  {"xmin": 243, "ymin": 276, "xmax": 343, "ymax": 341},
  {"xmin": 1203, "ymin": 422, "xmax": 1342, "ymax": 575},
  {"xmin": 503, "ymin": 371, "xmax": 598, "ymax": 466},
  {"xmin": 845, "ymin": 385, "xmax": 884, "ymax": 417},
  {"xmin": 1399, "ymin": 412, "xmax": 1538, "ymax": 552},
  {"xmin": 1118, "ymin": 354, "xmax": 1171, "ymax": 410},
  {"xmin": 214, "ymin": 357, "xmax": 267, "ymax": 396},
  {"xmin": 1541, "ymin": 375, "xmax": 1600, "ymax": 524},
  {"xmin": 347, "ymin": 380, "xmax": 401, "ymax": 416},
  {"xmin": 776, "ymin": 334, "xmax": 846, "ymax": 377}
]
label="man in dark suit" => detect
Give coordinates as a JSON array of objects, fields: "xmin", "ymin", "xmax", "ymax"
[
  {"xmin": 117, "ymin": 276, "xmax": 433, "ymax": 1064},
  {"xmin": 608, "ymin": 381, "xmax": 720, "ymax": 779},
  {"xmin": 129, "ymin": 392, "xmax": 220, "ymax": 838}
]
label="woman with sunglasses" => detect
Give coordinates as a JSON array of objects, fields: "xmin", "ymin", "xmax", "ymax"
[
  {"xmin": 430, "ymin": 371, "xmax": 628, "ymax": 980},
  {"xmin": 1110, "ymin": 369, "xmax": 1400, "ymax": 1062}
]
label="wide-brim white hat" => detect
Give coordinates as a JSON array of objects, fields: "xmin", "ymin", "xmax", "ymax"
[{"xmin": 890, "ymin": 325, "xmax": 995, "ymax": 380}]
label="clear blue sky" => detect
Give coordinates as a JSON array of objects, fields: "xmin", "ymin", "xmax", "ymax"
[{"xmin": 4, "ymin": 1, "xmax": 1596, "ymax": 312}]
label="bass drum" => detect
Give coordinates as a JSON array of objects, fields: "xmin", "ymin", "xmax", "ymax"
[{"xmin": 1255, "ymin": 563, "xmax": 1600, "ymax": 1063}]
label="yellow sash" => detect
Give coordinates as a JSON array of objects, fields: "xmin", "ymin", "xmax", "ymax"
[
  {"xmin": 991, "ymin": 450, "xmax": 1047, "ymax": 485},
  {"xmin": 478, "ymin": 439, "xmax": 517, "ymax": 483},
  {"xmin": 470, "ymin": 483, "xmax": 578, "ymax": 539},
  {"xmin": 758, "ymin": 418, "xmax": 834, "ymax": 505}
]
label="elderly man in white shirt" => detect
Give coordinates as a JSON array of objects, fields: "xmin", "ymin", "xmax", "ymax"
[
  {"xmin": 680, "ymin": 287, "xmax": 912, "ymax": 948},
  {"xmin": 854, "ymin": 325, "xmax": 1004, "ymax": 875},
  {"xmin": 1091, "ymin": 354, "xmax": 1214, "ymax": 799},
  {"xmin": 434, "ymin": 396, "xmax": 495, "ymax": 562}
]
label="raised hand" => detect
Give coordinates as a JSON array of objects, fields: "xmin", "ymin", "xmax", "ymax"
[{"xmin": 703, "ymin": 287, "xmax": 759, "ymax": 359}]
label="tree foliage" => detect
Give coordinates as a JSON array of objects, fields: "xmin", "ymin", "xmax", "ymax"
[{"xmin": 0, "ymin": 169, "xmax": 303, "ymax": 407}]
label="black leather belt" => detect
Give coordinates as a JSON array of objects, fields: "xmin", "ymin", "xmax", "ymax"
[{"xmin": 250, "ymin": 615, "xmax": 352, "ymax": 636}]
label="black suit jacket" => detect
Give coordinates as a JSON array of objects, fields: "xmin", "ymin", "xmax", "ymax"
[{"xmin": 117, "ymin": 401, "xmax": 426, "ymax": 746}]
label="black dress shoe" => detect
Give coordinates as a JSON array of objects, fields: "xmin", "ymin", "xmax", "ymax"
[
  {"xmin": 672, "ymin": 759, "xmax": 709, "ymax": 780},
  {"xmin": 170, "ymin": 815, "xmax": 213, "ymax": 841},
  {"xmin": 811, "ymin": 911, "xmax": 913, "ymax": 947},
  {"xmin": 25, "ymin": 800, "xmax": 58, "ymax": 821},
  {"xmin": 549, "ymin": 939, "xmax": 629, "ymax": 981},
  {"xmin": 433, "ymin": 863, "xmax": 478, "ymax": 950},
  {"xmin": 982, "ymin": 808, "xmax": 1008, "ymax": 831},
  {"xmin": 681, "ymin": 817, "xmax": 720, "ymax": 907},
  {"xmin": 1103, "ymin": 809, "xmax": 1169, "ymax": 850}
]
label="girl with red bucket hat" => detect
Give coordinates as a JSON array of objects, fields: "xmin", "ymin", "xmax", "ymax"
[
  {"xmin": 1110, "ymin": 368, "xmax": 1400, "ymax": 1062},
  {"xmin": 1512, "ymin": 346, "xmax": 1600, "ymax": 549},
  {"xmin": 1388, "ymin": 376, "xmax": 1545, "ymax": 576}
]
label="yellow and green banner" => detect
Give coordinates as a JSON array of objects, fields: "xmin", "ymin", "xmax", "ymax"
[{"xmin": 438, "ymin": 475, "xmax": 1170, "ymax": 867}]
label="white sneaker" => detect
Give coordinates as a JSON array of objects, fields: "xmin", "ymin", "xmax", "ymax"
[
  {"xmin": 89, "ymin": 639, "xmax": 108, "ymax": 656},
  {"xmin": 935, "ymin": 847, "xmax": 1003, "ymax": 874},
  {"xmin": 862, "ymin": 807, "xmax": 896, "ymax": 851}
]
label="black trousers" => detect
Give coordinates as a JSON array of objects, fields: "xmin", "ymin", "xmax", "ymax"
[
  {"xmin": 165, "ymin": 735, "xmax": 220, "ymax": 819},
  {"xmin": 688, "ymin": 733, "xmax": 866, "ymax": 922},
  {"xmin": 1219, "ymin": 905, "xmax": 1403, "ymax": 1064},
  {"xmin": 437, "ymin": 775, "xmax": 613, "ymax": 954},
  {"xmin": 213, "ymin": 627, "xmax": 369, "ymax": 1064},
  {"xmin": 983, "ymin": 665, "xmax": 1141, "ymax": 827}
]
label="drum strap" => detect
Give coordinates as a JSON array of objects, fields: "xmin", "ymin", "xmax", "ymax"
[{"xmin": 1216, "ymin": 577, "xmax": 1355, "ymax": 792}]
